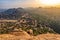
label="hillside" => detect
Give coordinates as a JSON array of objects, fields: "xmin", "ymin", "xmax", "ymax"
[
  {"xmin": 0, "ymin": 7, "xmax": 60, "ymax": 36},
  {"xmin": 25, "ymin": 7, "xmax": 60, "ymax": 33}
]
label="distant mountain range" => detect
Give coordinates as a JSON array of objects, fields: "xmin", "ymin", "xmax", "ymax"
[
  {"xmin": 0, "ymin": 8, "xmax": 27, "ymax": 19},
  {"xmin": 0, "ymin": 9, "xmax": 6, "ymax": 12}
]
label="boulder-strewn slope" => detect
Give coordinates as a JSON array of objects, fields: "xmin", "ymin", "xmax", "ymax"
[{"xmin": 0, "ymin": 30, "xmax": 60, "ymax": 40}]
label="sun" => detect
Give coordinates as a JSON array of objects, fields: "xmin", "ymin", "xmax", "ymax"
[{"xmin": 37, "ymin": 0, "xmax": 60, "ymax": 7}]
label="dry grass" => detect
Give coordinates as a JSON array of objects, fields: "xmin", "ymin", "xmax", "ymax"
[{"xmin": 0, "ymin": 31, "xmax": 60, "ymax": 40}]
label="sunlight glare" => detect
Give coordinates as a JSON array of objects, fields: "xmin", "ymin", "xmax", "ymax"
[{"xmin": 38, "ymin": 0, "xmax": 60, "ymax": 6}]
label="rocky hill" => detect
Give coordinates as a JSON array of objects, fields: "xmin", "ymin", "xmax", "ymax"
[
  {"xmin": 0, "ymin": 8, "xmax": 57, "ymax": 35},
  {"xmin": 0, "ymin": 8, "xmax": 60, "ymax": 40}
]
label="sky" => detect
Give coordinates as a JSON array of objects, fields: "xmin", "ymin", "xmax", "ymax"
[
  {"xmin": 1, "ymin": 0, "xmax": 60, "ymax": 9},
  {"xmin": 0, "ymin": 0, "xmax": 39, "ymax": 9}
]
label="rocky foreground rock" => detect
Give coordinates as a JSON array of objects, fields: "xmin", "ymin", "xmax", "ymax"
[{"xmin": 0, "ymin": 30, "xmax": 60, "ymax": 40}]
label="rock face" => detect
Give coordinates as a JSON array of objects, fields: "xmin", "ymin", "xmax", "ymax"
[{"xmin": 0, "ymin": 30, "xmax": 60, "ymax": 40}]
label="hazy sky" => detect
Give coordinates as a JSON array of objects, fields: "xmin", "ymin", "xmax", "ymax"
[{"xmin": 0, "ymin": 0, "xmax": 39, "ymax": 9}]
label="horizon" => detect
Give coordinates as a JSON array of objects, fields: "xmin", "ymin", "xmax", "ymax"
[
  {"xmin": 0, "ymin": 0, "xmax": 39, "ymax": 9},
  {"xmin": 0, "ymin": 0, "xmax": 60, "ymax": 9}
]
